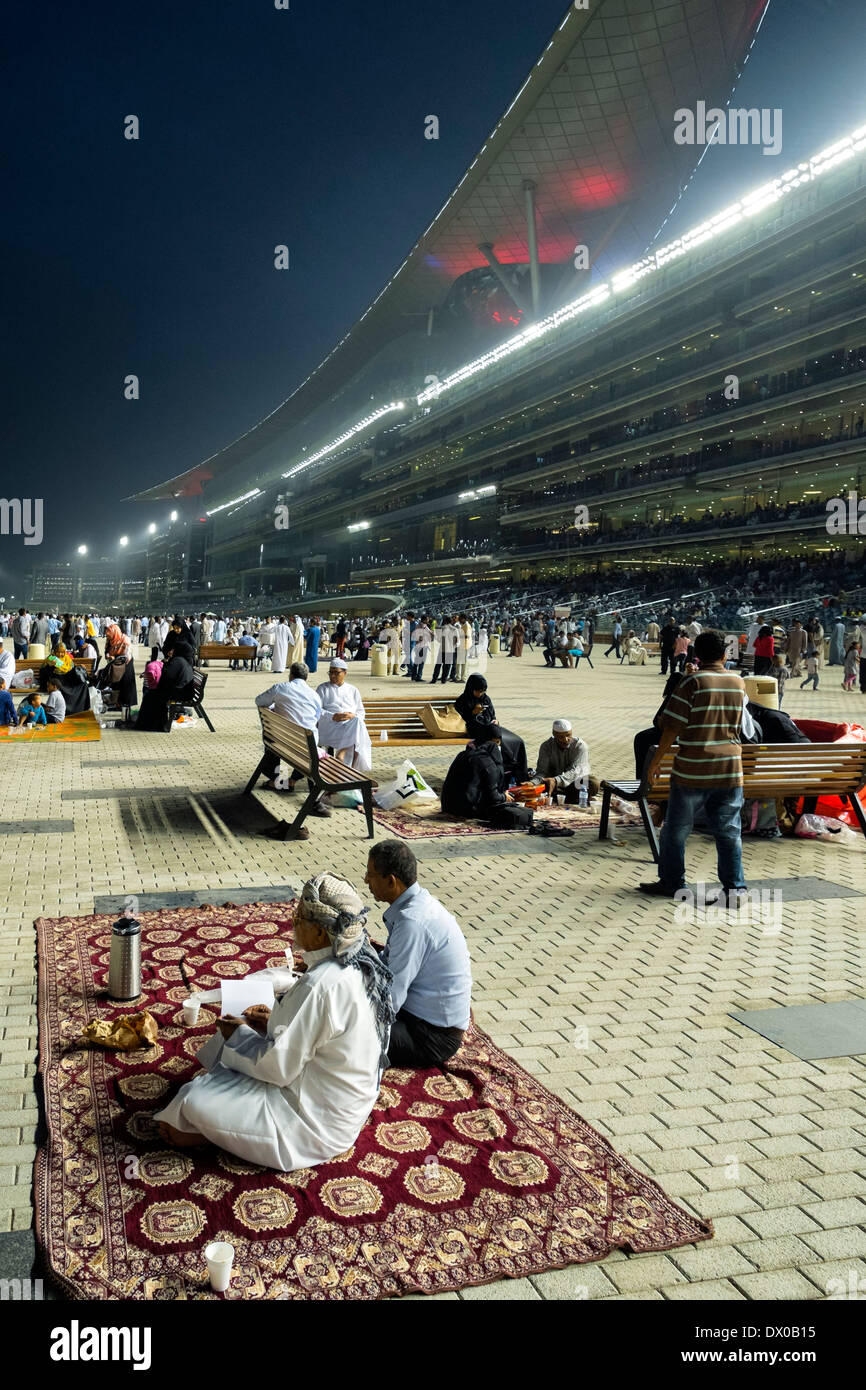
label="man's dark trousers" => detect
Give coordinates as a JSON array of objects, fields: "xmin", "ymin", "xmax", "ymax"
[{"xmin": 387, "ymin": 1009, "xmax": 464, "ymax": 1067}]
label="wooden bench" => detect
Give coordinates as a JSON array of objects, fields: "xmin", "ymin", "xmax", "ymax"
[
  {"xmin": 599, "ymin": 743, "xmax": 866, "ymax": 861},
  {"xmin": 244, "ymin": 707, "xmax": 376, "ymax": 839},
  {"xmin": 12, "ymin": 657, "xmax": 94, "ymax": 677},
  {"xmin": 363, "ymin": 697, "xmax": 470, "ymax": 746},
  {"xmin": 199, "ymin": 644, "xmax": 251, "ymax": 666}
]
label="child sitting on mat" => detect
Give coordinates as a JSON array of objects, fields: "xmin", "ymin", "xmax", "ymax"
[{"xmin": 18, "ymin": 691, "xmax": 48, "ymax": 726}]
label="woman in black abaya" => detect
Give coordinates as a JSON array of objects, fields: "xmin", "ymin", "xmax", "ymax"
[
  {"xmin": 453, "ymin": 675, "xmax": 529, "ymax": 782},
  {"xmin": 135, "ymin": 641, "xmax": 195, "ymax": 732}
]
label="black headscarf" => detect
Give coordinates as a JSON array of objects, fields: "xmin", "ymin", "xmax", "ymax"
[
  {"xmin": 162, "ymin": 620, "xmax": 195, "ymax": 660},
  {"xmin": 454, "ymin": 674, "xmax": 494, "ymax": 726}
]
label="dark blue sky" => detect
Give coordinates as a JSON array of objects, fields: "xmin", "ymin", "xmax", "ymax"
[{"xmin": 2, "ymin": 0, "xmax": 865, "ymax": 585}]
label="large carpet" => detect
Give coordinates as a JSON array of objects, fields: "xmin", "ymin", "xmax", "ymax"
[
  {"xmin": 36, "ymin": 903, "xmax": 712, "ymax": 1300},
  {"xmin": 368, "ymin": 801, "xmax": 644, "ymax": 841}
]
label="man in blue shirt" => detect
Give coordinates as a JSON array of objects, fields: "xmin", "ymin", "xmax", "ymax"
[{"xmin": 365, "ymin": 840, "xmax": 471, "ymax": 1068}]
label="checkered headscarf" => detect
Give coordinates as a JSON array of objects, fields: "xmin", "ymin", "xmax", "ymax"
[{"xmin": 300, "ymin": 874, "xmax": 394, "ymax": 1062}]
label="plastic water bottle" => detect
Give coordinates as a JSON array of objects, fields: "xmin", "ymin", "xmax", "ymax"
[
  {"xmin": 380, "ymin": 730, "xmax": 388, "ymax": 743},
  {"xmin": 578, "ymin": 785, "xmax": 589, "ymax": 808}
]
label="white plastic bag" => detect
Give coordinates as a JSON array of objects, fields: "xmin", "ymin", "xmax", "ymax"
[
  {"xmin": 795, "ymin": 813, "xmax": 863, "ymax": 847},
  {"xmin": 374, "ymin": 759, "xmax": 437, "ymax": 810}
]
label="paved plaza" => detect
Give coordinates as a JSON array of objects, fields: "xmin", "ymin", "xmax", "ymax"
[{"xmin": 2, "ymin": 651, "xmax": 865, "ymax": 1300}]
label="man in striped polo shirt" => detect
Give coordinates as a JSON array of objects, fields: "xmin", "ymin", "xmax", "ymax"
[{"xmin": 639, "ymin": 629, "xmax": 747, "ymax": 904}]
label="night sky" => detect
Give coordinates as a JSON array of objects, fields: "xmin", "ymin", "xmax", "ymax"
[{"xmin": 3, "ymin": 0, "xmax": 866, "ymax": 588}]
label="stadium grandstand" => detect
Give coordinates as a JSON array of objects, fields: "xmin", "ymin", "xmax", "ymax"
[{"xmin": 131, "ymin": 0, "xmax": 866, "ymax": 618}]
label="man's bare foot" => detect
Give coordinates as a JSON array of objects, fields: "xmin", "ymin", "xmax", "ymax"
[{"xmin": 157, "ymin": 1120, "xmax": 206, "ymax": 1148}]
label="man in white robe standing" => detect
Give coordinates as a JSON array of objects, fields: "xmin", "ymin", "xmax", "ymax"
[
  {"xmin": 317, "ymin": 658, "xmax": 372, "ymax": 772},
  {"xmin": 270, "ymin": 616, "xmax": 290, "ymax": 674},
  {"xmin": 288, "ymin": 615, "xmax": 305, "ymax": 667}
]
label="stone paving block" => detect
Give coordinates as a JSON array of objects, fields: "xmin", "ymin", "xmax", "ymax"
[
  {"xmin": 799, "ymin": 1227, "xmax": 866, "ymax": 1260},
  {"xmin": 663, "ymin": 1279, "xmax": 746, "ymax": 1300},
  {"xmin": 606, "ymin": 1254, "xmax": 688, "ymax": 1293},
  {"xmin": 734, "ymin": 1236, "xmax": 823, "ymax": 1273},
  {"xmin": 739, "ymin": 1206, "xmax": 823, "ymax": 1240},
  {"xmin": 459, "ymin": 1277, "xmax": 542, "ymax": 1301},
  {"xmin": 799, "ymin": 1197, "xmax": 866, "ymax": 1230},
  {"xmin": 528, "ymin": 1263, "xmax": 618, "ymax": 1300},
  {"xmin": 690, "ymin": 1188, "xmax": 760, "ymax": 1218},
  {"xmin": 801, "ymin": 1172, "xmax": 866, "ymax": 1201},
  {"xmin": 733, "ymin": 1270, "xmax": 824, "ymax": 1300},
  {"xmin": 669, "ymin": 1246, "xmax": 757, "ymax": 1282},
  {"xmin": 799, "ymin": 1257, "xmax": 866, "ymax": 1298},
  {"xmin": 743, "ymin": 1180, "xmax": 822, "ymax": 1210}
]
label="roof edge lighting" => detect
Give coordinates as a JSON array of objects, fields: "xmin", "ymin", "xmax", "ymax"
[
  {"xmin": 206, "ymin": 487, "xmax": 262, "ymax": 517},
  {"xmin": 282, "ymin": 403, "xmax": 406, "ymax": 482}
]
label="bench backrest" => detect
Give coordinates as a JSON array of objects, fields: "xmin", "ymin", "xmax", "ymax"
[
  {"xmin": 362, "ymin": 697, "xmax": 455, "ymax": 737},
  {"xmin": 14, "ymin": 657, "xmax": 94, "ymax": 675},
  {"xmin": 645, "ymin": 743, "xmax": 866, "ymax": 798},
  {"xmin": 192, "ymin": 669, "xmax": 207, "ymax": 701},
  {"xmin": 258, "ymin": 707, "xmax": 319, "ymax": 776},
  {"xmin": 199, "ymin": 644, "xmax": 247, "ymax": 658}
]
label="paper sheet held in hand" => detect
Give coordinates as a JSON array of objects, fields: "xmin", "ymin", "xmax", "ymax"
[{"xmin": 221, "ymin": 976, "xmax": 275, "ymax": 1017}]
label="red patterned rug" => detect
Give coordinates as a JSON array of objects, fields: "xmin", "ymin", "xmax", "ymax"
[
  {"xmin": 36, "ymin": 903, "xmax": 712, "ymax": 1300},
  {"xmin": 367, "ymin": 801, "xmax": 645, "ymax": 840}
]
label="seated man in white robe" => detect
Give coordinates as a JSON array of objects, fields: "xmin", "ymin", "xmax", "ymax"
[
  {"xmin": 155, "ymin": 874, "xmax": 394, "ymax": 1171},
  {"xmin": 316, "ymin": 658, "xmax": 372, "ymax": 772},
  {"xmin": 254, "ymin": 661, "xmax": 331, "ymax": 819}
]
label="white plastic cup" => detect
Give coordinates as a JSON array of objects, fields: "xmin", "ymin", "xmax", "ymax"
[
  {"xmin": 205, "ymin": 1240, "xmax": 235, "ymax": 1293},
  {"xmin": 182, "ymin": 997, "xmax": 201, "ymax": 1026}
]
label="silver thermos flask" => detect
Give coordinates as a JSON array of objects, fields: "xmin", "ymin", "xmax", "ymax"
[{"xmin": 108, "ymin": 915, "xmax": 142, "ymax": 1001}]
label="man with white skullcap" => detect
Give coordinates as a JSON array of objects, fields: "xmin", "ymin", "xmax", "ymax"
[
  {"xmin": 316, "ymin": 658, "xmax": 372, "ymax": 772},
  {"xmin": 155, "ymin": 872, "xmax": 392, "ymax": 1170},
  {"xmin": 536, "ymin": 718, "xmax": 598, "ymax": 802}
]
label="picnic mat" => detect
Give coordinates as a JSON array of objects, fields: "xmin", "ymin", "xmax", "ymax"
[
  {"xmin": 0, "ymin": 711, "xmax": 101, "ymax": 744},
  {"xmin": 36, "ymin": 902, "xmax": 712, "ymax": 1300},
  {"xmin": 367, "ymin": 799, "xmax": 644, "ymax": 841}
]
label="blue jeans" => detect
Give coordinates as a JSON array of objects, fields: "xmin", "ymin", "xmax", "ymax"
[{"xmin": 658, "ymin": 781, "xmax": 746, "ymax": 893}]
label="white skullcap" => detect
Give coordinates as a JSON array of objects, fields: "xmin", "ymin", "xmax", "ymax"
[
  {"xmin": 552, "ymin": 718, "xmax": 572, "ymax": 733},
  {"xmin": 329, "ymin": 657, "xmax": 348, "ymax": 670}
]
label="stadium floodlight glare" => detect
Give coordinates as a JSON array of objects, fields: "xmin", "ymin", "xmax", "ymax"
[
  {"xmin": 148, "ymin": 523, "xmax": 157, "ymax": 534},
  {"xmin": 170, "ymin": 510, "xmax": 178, "ymax": 521},
  {"xmin": 415, "ymin": 118, "xmax": 866, "ymax": 407},
  {"xmin": 119, "ymin": 535, "xmax": 129, "ymax": 547},
  {"xmin": 257, "ymin": 118, "xmax": 866, "ymax": 496},
  {"xmin": 458, "ymin": 485, "xmax": 497, "ymax": 502},
  {"xmin": 347, "ymin": 520, "xmax": 371, "ymax": 532},
  {"xmin": 77, "ymin": 544, "xmax": 87, "ymax": 555},
  {"xmin": 206, "ymin": 488, "xmax": 262, "ymax": 517}
]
